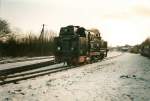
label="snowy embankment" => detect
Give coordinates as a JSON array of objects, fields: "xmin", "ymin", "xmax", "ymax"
[
  {"xmin": 0, "ymin": 56, "xmax": 53, "ymax": 64},
  {"xmin": 0, "ymin": 51, "xmax": 150, "ymax": 101},
  {"xmin": 0, "ymin": 58, "xmax": 54, "ymax": 71}
]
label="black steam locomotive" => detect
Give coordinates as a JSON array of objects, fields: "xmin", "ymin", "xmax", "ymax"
[{"xmin": 54, "ymin": 25, "xmax": 108, "ymax": 65}]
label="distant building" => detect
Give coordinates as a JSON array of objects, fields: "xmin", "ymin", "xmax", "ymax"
[{"xmin": 120, "ymin": 45, "xmax": 132, "ymax": 52}]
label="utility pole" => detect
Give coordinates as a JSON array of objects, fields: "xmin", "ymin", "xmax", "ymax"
[
  {"xmin": 39, "ymin": 24, "xmax": 46, "ymax": 55},
  {"xmin": 39, "ymin": 24, "xmax": 45, "ymax": 40}
]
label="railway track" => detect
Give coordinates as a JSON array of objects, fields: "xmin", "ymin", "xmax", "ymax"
[
  {"xmin": 0, "ymin": 52, "xmax": 123, "ymax": 86},
  {"xmin": 0, "ymin": 59, "xmax": 55, "ymax": 76},
  {"xmin": 0, "ymin": 64, "xmax": 71, "ymax": 85}
]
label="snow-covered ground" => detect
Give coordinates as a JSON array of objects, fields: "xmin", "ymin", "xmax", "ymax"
[
  {"xmin": 0, "ymin": 56, "xmax": 53, "ymax": 64},
  {"xmin": 0, "ymin": 58, "xmax": 54, "ymax": 71},
  {"xmin": 0, "ymin": 52, "xmax": 150, "ymax": 101}
]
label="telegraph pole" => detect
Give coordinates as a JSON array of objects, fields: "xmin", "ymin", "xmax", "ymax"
[
  {"xmin": 39, "ymin": 24, "xmax": 46, "ymax": 55},
  {"xmin": 39, "ymin": 24, "xmax": 45, "ymax": 40}
]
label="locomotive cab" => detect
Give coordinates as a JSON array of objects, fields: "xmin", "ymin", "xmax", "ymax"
[{"xmin": 54, "ymin": 25, "xmax": 88, "ymax": 65}]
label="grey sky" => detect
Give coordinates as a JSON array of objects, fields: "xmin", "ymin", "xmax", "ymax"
[{"xmin": 1, "ymin": 0, "xmax": 150, "ymax": 46}]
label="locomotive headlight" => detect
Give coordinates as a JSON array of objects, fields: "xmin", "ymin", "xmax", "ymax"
[
  {"xmin": 71, "ymin": 47, "xmax": 74, "ymax": 51},
  {"xmin": 57, "ymin": 46, "xmax": 61, "ymax": 50}
]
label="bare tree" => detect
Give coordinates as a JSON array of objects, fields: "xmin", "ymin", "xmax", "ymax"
[{"xmin": 0, "ymin": 18, "xmax": 11, "ymax": 38}]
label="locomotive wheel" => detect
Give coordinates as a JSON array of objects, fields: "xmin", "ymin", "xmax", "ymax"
[
  {"xmin": 90, "ymin": 56, "xmax": 94, "ymax": 63},
  {"xmin": 67, "ymin": 60, "xmax": 78, "ymax": 66},
  {"xmin": 86, "ymin": 57, "xmax": 90, "ymax": 64},
  {"xmin": 105, "ymin": 49, "xmax": 108, "ymax": 57},
  {"xmin": 71, "ymin": 58, "xmax": 79, "ymax": 66},
  {"xmin": 67, "ymin": 60, "xmax": 71, "ymax": 66},
  {"xmin": 90, "ymin": 56, "xmax": 97, "ymax": 63},
  {"xmin": 100, "ymin": 54, "xmax": 104, "ymax": 60}
]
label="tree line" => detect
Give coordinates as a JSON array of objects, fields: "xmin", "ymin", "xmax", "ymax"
[{"xmin": 0, "ymin": 18, "xmax": 55, "ymax": 57}]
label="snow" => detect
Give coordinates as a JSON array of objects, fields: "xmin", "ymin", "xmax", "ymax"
[
  {"xmin": 0, "ymin": 58, "xmax": 54, "ymax": 71},
  {"xmin": 0, "ymin": 56, "xmax": 53, "ymax": 64},
  {"xmin": 0, "ymin": 52, "xmax": 150, "ymax": 101}
]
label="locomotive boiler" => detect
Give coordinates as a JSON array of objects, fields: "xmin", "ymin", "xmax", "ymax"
[{"xmin": 54, "ymin": 25, "xmax": 108, "ymax": 65}]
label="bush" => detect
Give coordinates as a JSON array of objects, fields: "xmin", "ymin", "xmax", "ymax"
[{"xmin": 0, "ymin": 34, "xmax": 55, "ymax": 57}]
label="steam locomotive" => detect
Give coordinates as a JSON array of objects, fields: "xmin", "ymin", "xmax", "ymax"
[{"xmin": 54, "ymin": 25, "xmax": 108, "ymax": 65}]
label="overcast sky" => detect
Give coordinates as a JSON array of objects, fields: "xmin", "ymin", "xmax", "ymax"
[{"xmin": 0, "ymin": 0, "xmax": 150, "ymax": 46}]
